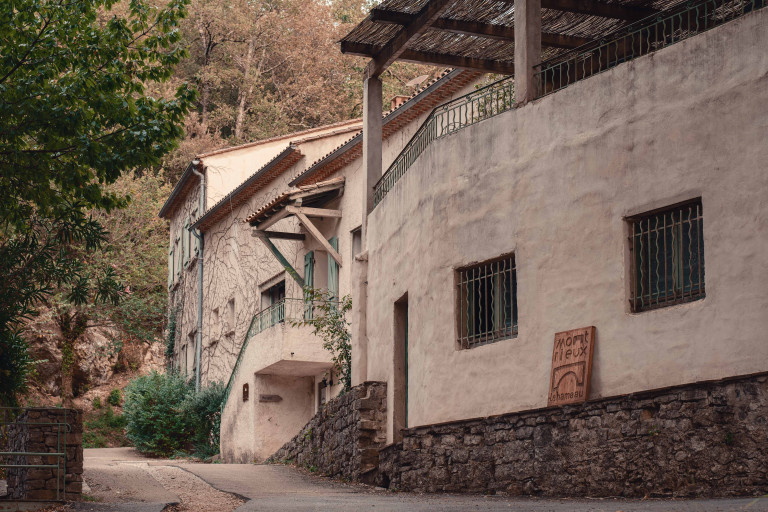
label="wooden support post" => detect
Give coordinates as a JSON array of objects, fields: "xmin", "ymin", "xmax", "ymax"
[
  {"xmin": 514, "ymin": 0, "xmax": 542, "ymax": 103},
  {"xmin": 362, "ymin": 75, "xmax": 382, "ymax": 248},
  {"xmin": 253, "ymin": 232, "xmax": 305, "ymax": 288}
]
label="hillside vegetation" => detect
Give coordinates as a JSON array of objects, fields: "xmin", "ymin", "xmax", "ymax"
[{"xmin": 2, "ymin": 0, "xmax": 436, "ymax": 419}]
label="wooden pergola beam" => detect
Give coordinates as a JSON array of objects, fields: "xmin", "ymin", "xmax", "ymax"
[
  {"xmin": 343, "ymin": 41, "xmax": 514, "ymax": 75},
  {"xmin": 365, "ymin": 0, "xmax": 454, "ymax": 78},
  {"xmin": 370, "ymin": 9, "xmax": 592, "ymax": 49},
  {"xmin": 498, "ymin": 0, "xmax": 657, "ymax": 20}
]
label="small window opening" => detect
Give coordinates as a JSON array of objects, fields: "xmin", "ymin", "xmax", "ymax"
[
  {"xmin": 456, "ymin": 254, "xmax": 517, "ymax": 349},
  {"xmin": 628, "ymin": 199, "xmax": 705, "ymax": 312}
]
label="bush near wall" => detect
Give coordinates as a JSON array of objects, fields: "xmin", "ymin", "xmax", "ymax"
[{"xmin": 123, "ymin": 371, "xmax": 224, "ymax": 458}]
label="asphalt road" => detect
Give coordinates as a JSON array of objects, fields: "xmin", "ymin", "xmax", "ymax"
[{"xmin": 79, "ymin": 448, "xmax": 768, "ymax": 512}]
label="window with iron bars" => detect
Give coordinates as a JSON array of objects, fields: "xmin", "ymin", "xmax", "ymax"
[
  {"xmin": 456, "ymin": 254, "xmax": 517, "ymax": 349},
  {"xmin": 628, "ymin": 199, "xmax": 705, "ymax": 312}
]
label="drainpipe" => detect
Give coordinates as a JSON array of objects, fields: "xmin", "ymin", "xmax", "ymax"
[{"xmin": 191, "ymin": 159, "xmax": 205, "ymax": 393}]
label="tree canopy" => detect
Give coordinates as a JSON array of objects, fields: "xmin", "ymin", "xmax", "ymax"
[
  {"xmin": 0, "ymin": 0, "xmax": 194, "ymax": 405},
  {"xmin": 0, "ymin": 0, "xmax": 194, "ymax": 230}
]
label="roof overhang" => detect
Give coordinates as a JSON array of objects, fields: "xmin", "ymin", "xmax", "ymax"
[
  {"xmin": 158, "ymin": 160, "xmax": 201, "ymax": 219},
  {"xmin": 246, "ymin": 177, "xmax": 346, "ymax": 227},
  {"xmin": 192, "ymin": 145, "xmax": 303, "ymax": 232}
]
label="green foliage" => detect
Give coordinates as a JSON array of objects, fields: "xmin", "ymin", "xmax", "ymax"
[
  {"xmin": 0, "ymin": 331, "xmax": 34, "ymax": 407},
  {"xmin": 0, "ymin": 0, "xmax": 193, "ymax": 406},
  {"xmin": 87, "ymin": 173, "xmax": 173, "ymax": 344},
  {"xmin": 108, "ymin": 389, "xmax": 122, "ymax": 406},
  {"xmin": 92, "ymin": 396, "xmax": 102, "ymax": 409},
  {"xmin": 124, "ymin": 371, "xmax": 224, "ymax": 458},
  {"xmin": 291, "ymin": 288, "xmax": 352, "ymax": 392},
  {"xmin": 124, "ymin": 371, "xmax": 192, "ymax": 457},
  {"xmin": 0, "ymin": 0, "xmax": 195, "ymax": 228},
  {"xmin": 165, "ymin": 305, "xmax": 181, "ymax": 363},
  {"xmin": 181, "ymin": 381, "xmax": 225, "ymax": 459},
  {"xmin": 84, "ymin": 407, "xmax": 128, "ymax": 448}
]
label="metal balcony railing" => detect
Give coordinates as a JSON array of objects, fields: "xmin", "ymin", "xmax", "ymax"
[
  {"xmin": 535, "ymin": 0, "xmax": 767, "ymax": 98},
  {"xmin": 374, "ymin": 77, "xmax": 515, "ymax": 207}
]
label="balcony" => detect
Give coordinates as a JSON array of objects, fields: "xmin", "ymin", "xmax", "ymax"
[
  {"xmin": 222, "ymin": 298, "xmax": 334, "ymax": 407},
  {"xmin": 248, "ymin": 298, "xmax": 333, "ymax": 377}
]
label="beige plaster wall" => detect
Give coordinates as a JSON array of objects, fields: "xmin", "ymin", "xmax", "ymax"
[
  {"xmin": 203, "ymin": 123, "xmax": 361, "ymax": 205},
  {"xmin": 366, "ymin": 10, "xmax": 768, "ymax": 442},
  {"xmin": 171, "ymin": 74, "xmax": 485, "ymax": 462},
  {"xmin": 167, "ymin": 184, "xmax": 202, "ymax": 379}
]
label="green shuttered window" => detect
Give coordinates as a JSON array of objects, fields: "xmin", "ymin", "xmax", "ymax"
[{"xmin": 328, "ymin": 237, "xmax": 339, "ymax": 301}]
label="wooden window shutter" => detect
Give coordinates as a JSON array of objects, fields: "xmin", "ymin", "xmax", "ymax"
[
  {"xmin": 168, "ymin": 248, "xmax": 174, "ymax": 289},
  {"xmin": 304, "ymin": 251, "xmax": 314, "ymax": 321},
  {"xmin": 328, "ymin": 237, "xmax": 339, "ymax": 300}
]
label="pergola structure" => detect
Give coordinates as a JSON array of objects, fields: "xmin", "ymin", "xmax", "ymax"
[{"xmin": 341, "ymin": 0, "xmax": 686, "ymax": 238}]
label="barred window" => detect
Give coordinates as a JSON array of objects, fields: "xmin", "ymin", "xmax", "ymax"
[
  {"xmin": 457, "ymin": 254, "xmax": 517, "ymax": 349},
  {"xmin": 628, "ymin": 199, "xmax": 705, "ymax": 312}
]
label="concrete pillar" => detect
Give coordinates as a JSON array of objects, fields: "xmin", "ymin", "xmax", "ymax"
[
  {"xmin": 514, "ymin": 0, "xmax": 542, "ymax": 103},
  {"xmin": 361, "ymin": 75, "xmax": 382, "ymax": 247}
]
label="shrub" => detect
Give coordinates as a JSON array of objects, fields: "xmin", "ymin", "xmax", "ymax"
[
  {"xmin": 123, "ymin": 371, "xmax": 192, "ymax": 456},
  {"xmin": 107, "ymin": 388, "xmax": 122, "ymax": 406},
  {"xmin": 182, "ymin": 381, "xmax": 225, "ymax": 459},
  {"xmin": 123, "ymin": 371, "xmax": 225, "ymax": 458},
  {"xmin": 84, "ymin": 407, "xmax": 128, "ymax": 448},
  {"xmin": 92, "ymin": 396, "xmax": 102, "ymax": 409}
]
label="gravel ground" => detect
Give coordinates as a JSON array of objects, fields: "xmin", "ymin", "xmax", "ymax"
[{"xmin": 143, "ymin": 464, "xmax": 244, "ymax": 512}]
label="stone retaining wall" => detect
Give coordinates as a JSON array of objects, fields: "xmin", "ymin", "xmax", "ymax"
[
  {"xmin": 377, "ymin": 373, "xmax": 768, "ymax": 498},
  {"xmin": 268, "ymin": 381, "xmax": 387, "ymax": 481},
  {"xmin": 2, "ymin": 408, "xmax": 83, "ymax": 501}
]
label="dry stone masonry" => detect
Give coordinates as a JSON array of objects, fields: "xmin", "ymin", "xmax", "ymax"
[
  {"xmin": 2, "ymin": 408, "xmax": 83, "ymax": 501},
  {"xmin": 377, "ymin": 373, "xmax": 767, "ymax": 497},
  {"xmin": 268, "ymin": 381, "xmax": 387, "ymax": 482}
]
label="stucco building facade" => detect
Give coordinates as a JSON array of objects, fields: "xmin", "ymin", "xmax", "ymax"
[
  {"xmin": 159, "ymin": 70, "xmax": 481, "ymax": 462},
  {"xmin": 161, "ymin": 0, "xmax": 768, "ymax": 492}
]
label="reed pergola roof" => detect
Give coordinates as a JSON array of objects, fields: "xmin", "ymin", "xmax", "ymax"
[{"xmin": 340, "ymin": 0, "xmax": 686, "ymax": 76}]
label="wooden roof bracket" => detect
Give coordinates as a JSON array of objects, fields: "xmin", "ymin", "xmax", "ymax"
[{"xmin": 294, "ymin": 211, "xmax": 343, "ymax": 268}]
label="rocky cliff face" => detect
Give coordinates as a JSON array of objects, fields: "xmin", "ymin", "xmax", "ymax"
[{"xmin": 23, "ymin": 311, "xmax": 165, "ymax": 400}]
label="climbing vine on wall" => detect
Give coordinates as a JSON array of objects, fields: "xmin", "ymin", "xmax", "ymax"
[{"xmin": 292, "ymin": 288, "xmax": 352, "ymax": 392}]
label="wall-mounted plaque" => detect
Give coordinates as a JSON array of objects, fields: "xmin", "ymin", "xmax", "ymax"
[{"xmin": 547, "ymin": 326, "xmax": 596, "ymax": 407}]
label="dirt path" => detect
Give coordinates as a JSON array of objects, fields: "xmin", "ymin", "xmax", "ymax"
[{"xmin": 77, "ymin": 448, "xmax": 243, "ymax": 512}]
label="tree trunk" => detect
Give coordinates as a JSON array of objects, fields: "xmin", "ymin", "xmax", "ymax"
[
  {"xmin": 197, "ymin": 18, "xmax": 214, "ymax": 130},
  {"xmin": 57, "ymin": 311, "xmax": 88, "ymax": 407},
  {"xmin": 234, "ymin": 38, "xmax": 256, "ymax": 141}
]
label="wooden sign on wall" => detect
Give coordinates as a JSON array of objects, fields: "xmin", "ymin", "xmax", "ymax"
[{"xmin": 547, "ymin": 326, "xmax": 596, "ymax": 407}]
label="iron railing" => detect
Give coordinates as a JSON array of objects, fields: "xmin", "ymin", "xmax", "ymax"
[
  {"xmin": 457, "ymin": 255, "xmax": 518, "ymax": 349},
  {"xmin": 535, "ymin": 0, "xmax": 767, "ymax": 97},
  {"xmin": 220, "ymin": 298, "xmax": 329, "ymax": 413},
  {"xmin": 629, "ymin": 200, "xmax": 705, "ymax": 312},
  {"xmin": 0, "ymin": 408, "xmax": 71, "ymax": 502},
  {"xmin": 374, "ymin": 77, "xmax": 514, "ymax": 207}
]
